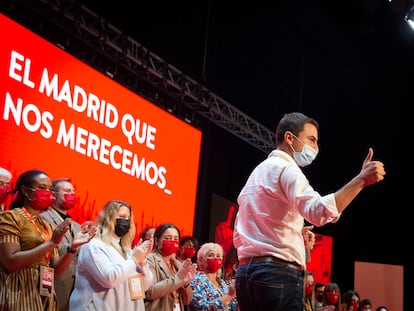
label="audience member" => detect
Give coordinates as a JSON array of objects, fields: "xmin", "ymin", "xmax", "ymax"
[
  {"xmin": 139, "ymin": 226, "xmax": 156, "ymax": 241},
  {"xmin": 314, "ymin": 282, "xmax": 325, "ymax": 310},
  {"xmin": 322, "ymin": 282, "xmax": 341, "ymax": 311},
  {"xmin": 70, "ymin": 199, "xmax": 153, "ymax": 310},
  {"xmin": 303, "ymin": 225, "xmax": 315, "ymax": 262},
  {"xmin": 176, "ymin": 236, "xmax": 200, "ymax": 311},
  {"xmin": 233, "ymin": 112, "xmax": 385, "ymax": 311},
  {"xmin": 359, "ymin": 298, "xmax": 372, "ymax": 311},
  {"xmin": 303, "ymin": 270, "xmax": 315, "ymax": 311},
  {"xmin": 376, "ymin": 306, "xmax": 389, "ymax": 311},
  {"xmin": 176, "ymin": 235, "xmax": 199, "ymax": 263},
  {"xmin": 0, "ymin": 167, "xmax": 12, "ymax": 211},
  {"xmin": 40, "ymin": 177, "xmax": 81, "ymax": 311},
  {"xmin": 0, "ymin": 169, "xmax": 96, "ymax": 311},
  {"xmin": 221, "ymin": 246, "xmax": 239, "ymax": 311},
  {"xmin": 341, "ymin": 289, "xmax": 360, "ymax": 311},
  {"xmin": 144, "ymin": 223, "xmax": 197, "ymax": 311},
  {"xmin": 136, "ymin": 225, "xmax": 156, "ymax": 248},
  {"xmin": 188, "ymin": 242, "xmax": 238, "ymax": 310}
]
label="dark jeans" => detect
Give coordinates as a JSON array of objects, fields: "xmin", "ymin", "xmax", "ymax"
[{"xmin": 235, "ymin": 261, "xmax": 304, "ymax": 311}]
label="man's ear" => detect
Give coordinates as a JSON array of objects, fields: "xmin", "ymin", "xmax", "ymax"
[{"xmin": 285, "ymin": 131, "xmax": 294, "ymax": 144}]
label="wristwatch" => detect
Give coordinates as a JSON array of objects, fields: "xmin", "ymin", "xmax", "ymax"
[{"xmin": 67, "ymin": 246, "xmax": 77, "ymax": 254}]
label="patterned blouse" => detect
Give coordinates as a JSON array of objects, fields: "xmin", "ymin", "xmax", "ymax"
[
  {"xmin": 188, "ymin": 271, "xmax": 238, "ymax": 311},
  {"xmin": 0, "ymin": 209, "xmax": 58, "ymax": 311}
]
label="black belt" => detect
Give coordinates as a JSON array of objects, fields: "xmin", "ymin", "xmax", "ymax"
[{"xmin": 239, "ymin": 256, "xmax": 304, "ymax": 272}]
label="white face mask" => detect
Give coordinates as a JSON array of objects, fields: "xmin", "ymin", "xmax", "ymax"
[{"xmin": 290, "ymin": 136, "xmax": 318, "ymax": 167}]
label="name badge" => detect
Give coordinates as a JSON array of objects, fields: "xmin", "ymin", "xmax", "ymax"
[
  {"xmin": 128, "ymin": 273, "xmax": 145, "ymax": 300},
  {"xmin": 39, "ymin": 266, "xmax": 54, "ymax": 297}
]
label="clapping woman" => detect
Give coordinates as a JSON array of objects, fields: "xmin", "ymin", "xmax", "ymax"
[
  {"xmin": 69, "ymin": 199, "xmax": 153, "ymax": 311},
  {"xmin": 188, "ymin": 242, "xmax": 238, "ymax": 311},
  {"xmin": 144, "ymin": 223, "xmax": 198, "ymax": 311},
  {"xmin": 0, "ymin": 169, "xmax": 96, "ymax": 311}
]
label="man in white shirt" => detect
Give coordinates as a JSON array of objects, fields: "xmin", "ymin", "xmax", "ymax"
[{"xmin": 233, "ymin": 112, "xmax": 385, "ymax": 311}]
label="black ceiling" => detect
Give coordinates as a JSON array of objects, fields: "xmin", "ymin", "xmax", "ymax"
[{"xmin": 76, "ymin": 0, "xmax": 414, "ymax": 129}]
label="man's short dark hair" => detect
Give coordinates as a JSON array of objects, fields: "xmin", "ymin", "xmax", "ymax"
[{"xmin": 275, "ymin": 112, "xmax": 319, "ymax": 146}]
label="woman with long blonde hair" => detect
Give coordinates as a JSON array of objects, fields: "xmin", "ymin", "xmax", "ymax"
[{"xmin": 70, "ymin": 199, "xmax": 153, "ymax": 311}]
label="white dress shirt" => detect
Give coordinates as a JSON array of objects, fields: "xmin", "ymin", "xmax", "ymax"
[{"xmin": 233, "ymin": 149, "xmax": 340, "ymax": 268}]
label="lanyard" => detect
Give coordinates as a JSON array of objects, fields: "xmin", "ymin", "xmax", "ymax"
[{"xmin": 21, "ymin": 207, "xmax": 52, "ymax": 264}]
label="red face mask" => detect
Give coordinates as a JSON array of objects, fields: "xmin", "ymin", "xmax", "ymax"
[
  {"xmin": 326, "ymin": 293, "xmax": 339, "ymax": 305},
  {"xmin": 181, "ymin": 246, "xmax": 196, "ymax": 259},
  {"xmin": 160, "ymin": 239, "xmax": 179, "ymax": 256},
  {"xmin": 351, "ymin": 301, "xmax": 359, "ymax": 310},
  {"xmin": 0, "ymin": 186, "xmax": 9, "ymax": 204},
  {"xmin": 30, "ymin": 189, "xmax": 54, "ymax": 211},
  {"xmin": 305, "ymin": 284, "xmax": 313, "ymax": 297},
  {"xmin": 206, "ymin": 257, "xmax": 222, "ymax": 273},
  {"xmin": 61, "ymin": 193, "xmax": 76, "ymax": 210}
]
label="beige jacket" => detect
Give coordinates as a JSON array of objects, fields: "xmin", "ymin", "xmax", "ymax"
[{"xmin": 145, "ymin": 251, "xmax": 192, "ymax": 311}]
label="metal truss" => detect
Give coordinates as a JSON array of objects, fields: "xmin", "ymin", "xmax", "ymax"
[{"xmin": 1, "ymin": 0, "xmax": 275, "ymax": 154}]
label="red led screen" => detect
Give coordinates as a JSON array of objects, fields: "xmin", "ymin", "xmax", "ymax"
[
  {"xmin": 0, "ymin": 14, "xmax": 202, "ymax": 237},
  {"xmin": 306, "ymin": 233, "xmax": 333, "ymax": 285}
]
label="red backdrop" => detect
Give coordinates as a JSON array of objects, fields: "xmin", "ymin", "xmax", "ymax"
[
  {"xmin": 306, "ymin": 233, "xmax": 333, "ymax": 285},
  {"xmin": 0, "ymin": 14, "xmax": 202, "ymax": 237}
]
